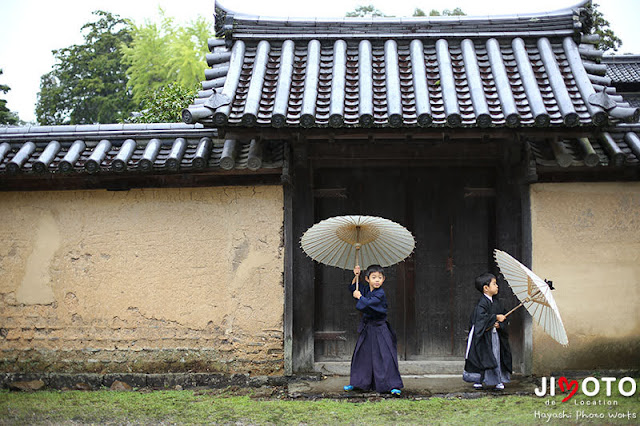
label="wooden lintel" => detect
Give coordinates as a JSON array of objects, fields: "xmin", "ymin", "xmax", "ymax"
[
  {"xmin": 307, "ymin": 139, "xmax": 500, "ymax": 164},
  {"xmin": 215, "ymin": 126, "xmax": 602, "ymax": 142}
]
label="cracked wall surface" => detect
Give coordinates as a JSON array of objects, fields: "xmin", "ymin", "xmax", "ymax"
[
  {"xmin": 530, "ymin": 182, "xmax": 640, "ymax": 373},
  {"xmin": 0, "ymin": 186, "xmax": 285, "ymax": 375}
]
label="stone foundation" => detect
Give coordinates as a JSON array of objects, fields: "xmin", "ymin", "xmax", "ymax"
[{"xmin": 0, "ymin": 371, "xmax": 293, "ymax": 390}]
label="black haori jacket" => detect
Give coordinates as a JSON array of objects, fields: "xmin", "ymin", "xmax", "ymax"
[{"xmin": 464, "ymin": 295, "xmax": 513, "ymax": 374}]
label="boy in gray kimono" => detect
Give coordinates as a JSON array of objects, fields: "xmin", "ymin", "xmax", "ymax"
[{"xmin": 463, "ymin": 272, "xmax": 512, "ymax": 390}]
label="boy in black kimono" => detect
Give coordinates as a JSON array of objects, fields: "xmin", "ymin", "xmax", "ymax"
[
  {"xmin": 344, "ymin": 264, "xmax": 403, "ymax": 395},
  {"xmin": 463, "ymin": 272, "xmax": 512, "ymax": 390}
]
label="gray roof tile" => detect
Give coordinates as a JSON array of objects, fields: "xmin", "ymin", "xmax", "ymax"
[
  {"xmin": 185, "ymin": 1, "xmax": 638, "ymax": 129},
  {"xmin": 529, "ymin": 126, "xmax": 640, "ymax": 168},
  {"xmin": 0, "ymin": 124, "xmax": 284, "ymax": 176},
  {"xmin": 216, "ymin": 0, "xmax": 579, "ymax": 40},
  {"xmin": 621, "ymin": 94, "xmax": 640, "ymax": 108},
  {"xmin": 187, "ymin": 37, "xmax": 637, "ymax": 128},
  {"xmin": 603, "ymin": 56, "xmax": 640, "ymax": 84}
]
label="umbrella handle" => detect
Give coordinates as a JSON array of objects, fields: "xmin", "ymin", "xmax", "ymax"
[
  {"xmin": 485, "ymin": 302, "xmax": 524, "ymax": 332},
  {"xmin": 355, "ymin": 243, "xmax": 361, "ymax": 292},
  {"xmin": 484, "ymin": 291, "xmax": 541, "ymax": 331},
  {"xmin": 504, "ymin": 302, "xmax": 524, "ymax": 318}
]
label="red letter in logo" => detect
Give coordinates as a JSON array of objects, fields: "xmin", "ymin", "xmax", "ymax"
[{"xmin": 558, "ymin": 376, "xmax": 579, "ymax": 402}]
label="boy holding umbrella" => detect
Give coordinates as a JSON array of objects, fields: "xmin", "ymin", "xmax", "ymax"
[{"xmin": 344, "ymin": 264, "xmax": 403, "ymax": 395}]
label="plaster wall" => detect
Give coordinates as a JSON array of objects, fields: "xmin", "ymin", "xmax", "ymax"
[
  {"xmin": 0, "ymin": 186, "xmax": 284, "ymax": 375},
  {"xmin": 530, "ymin": 182, "xmax": 640, "ymax": 374}
]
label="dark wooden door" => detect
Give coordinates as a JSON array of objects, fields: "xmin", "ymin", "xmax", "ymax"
[{"xmin": 313, "ymin": 167, "xmax": 495, "ymax": 361}]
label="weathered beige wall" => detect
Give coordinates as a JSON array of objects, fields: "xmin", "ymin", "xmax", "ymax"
[
  {"xmin": 0, "ymin": 186, "xmax": 284, "ymax": 375},
  {"xmin": 530, "ymin": 182, "xmax": 640, "ymax": 374}
]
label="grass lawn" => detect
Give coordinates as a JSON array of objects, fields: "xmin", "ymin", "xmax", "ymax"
[{"xmin": 1, "ymin": 386, "xmax": 639, "ymax": 425}]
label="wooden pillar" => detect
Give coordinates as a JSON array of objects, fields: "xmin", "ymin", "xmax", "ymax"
[
  {"xmin": 520, "ymin": 182, "xmax": 534, "ymax": 376},
  {"xmin": 520, "ymin": 137, "xmax": 534, "ymax": 376},
  {"xmin": 283, "ymin": 143, "xmax": 293, "ymax": 376},
  {"xmin": 291, "ymin": 140, "xmax": 315, "ymax": 372},
  {"xmin": 495, "ymin": 138, "xmax": 532, "ymax": 375}
]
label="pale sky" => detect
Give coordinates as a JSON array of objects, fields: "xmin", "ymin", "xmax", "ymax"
[{"xmin": 0, "ymin": 0, "xmax": 638, "ymax": 123}]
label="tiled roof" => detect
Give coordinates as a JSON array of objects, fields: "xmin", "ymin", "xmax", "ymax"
[
  {"xmin": 183, "ymin": 0, "xmax": 639, "ymax": 129},
  {"xmin": 529, "ymin": 125, "xmax": 640, "ymax": 168},
  {"xmin": 603, "ymin": 55, "xmax": 640, "ymax": 84},
  {"xmin": 0, "ymin": 123, "xmax": 284, "ymax": 177},
  {"xmin": 620, "ymin": 93, "xmax": 640, "ymax": 109},
  {"xmin": 214, "ymin": 7, "xmax": 578, "ymax": 40}
]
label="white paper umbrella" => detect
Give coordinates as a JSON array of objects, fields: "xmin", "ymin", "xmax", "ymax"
[
  {"xmin": 494, "ymin": 249, "xmax": 569, "ymax": 346},
  {"xmin": 300, "ymin": 215, "xmax": 415, "ymax": 271}
]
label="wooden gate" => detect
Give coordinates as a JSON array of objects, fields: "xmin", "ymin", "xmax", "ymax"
[{"xmin": 313, "ymin": 166, "xmax": 496, "ymax": 361}]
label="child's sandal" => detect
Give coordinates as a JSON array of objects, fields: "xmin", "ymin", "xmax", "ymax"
[
  {"xmin": 390, "ymin": 389, "xmax": 401, "ymax": 396},
  {"xmin": 343, "ymin": 385, "xmax": 354, "ymax": 392}
]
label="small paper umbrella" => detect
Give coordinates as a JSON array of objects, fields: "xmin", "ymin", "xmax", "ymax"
[
  {"xmin": 494, "ymin": 249, "xmax": 569, "ymax": 346},
  {"xmin": 301, "ymin": 215, "xmax": 415, "ymax": 289}
]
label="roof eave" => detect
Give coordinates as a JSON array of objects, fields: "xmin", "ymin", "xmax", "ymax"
[{"xmin": 215, "ymin": 0, "xmax": 587, "ymax": 41}]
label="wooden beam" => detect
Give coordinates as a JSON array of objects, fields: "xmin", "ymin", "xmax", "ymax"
[
  {"xmin": 495, "ymin": 158, "xmax": 529, "ymax": 375},
  {"xmin": 0, "ymin": 170, "xmax": 282, "ymax": 192},
  {"xmin": 216, "ymin": 126, "xmax": 600, "ymax": 143},
  {"xmin": 283, "ymin": 142, "xmax": 294, "ymax": 376},
  {"xmin": 307, "ymin": 140, "xmax": 501, "ymax": 165},
  {"xmin": 520, "ymin": 179, "xmax": 533, "ymax": 376},
  {"xmin": 291, "ymin": 141, "xmax": 315, "ymax": 373}
]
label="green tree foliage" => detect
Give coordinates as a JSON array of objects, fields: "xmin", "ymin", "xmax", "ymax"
[
  {"xmin": 0, "ymin": 69, "xmax": 20, "ymax": 125},
  {"xmin": 127, "ymin": 82, "xmax": 198, "ymax": 123},
  {"xmin": 423, "ymin": 8, "xmax": 466, "ymax": 16},
  {"xmin": 35, "ymin": 11, "xmax": 135, "ymax": 125},
  {"xmin": 347, "ymin": 5, "xmax": 465, "ymax": 18},
  {"xmin": 582, "ymin": 2, "xmax": 622, "ymax": 52},
  {"xmin": 346, "ymin": 5, "xmax": 388, "ymax": 17},
  {"xmin": 122, "ymin": 10, "xmax": 211, "ymax": 104}
]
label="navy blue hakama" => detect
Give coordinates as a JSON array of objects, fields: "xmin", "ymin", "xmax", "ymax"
[{"xmin": 348, "ymin": 284, "xmax": 403, "ymax": 393}]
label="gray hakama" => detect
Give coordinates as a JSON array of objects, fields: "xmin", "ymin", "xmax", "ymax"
[
  {"xmin": 463, "ymin": 295, "xmax": 512, "ymax": 386},
  {"xmin": 481, "ymin": 328, "xmax": 511, "ymax": 386}
]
